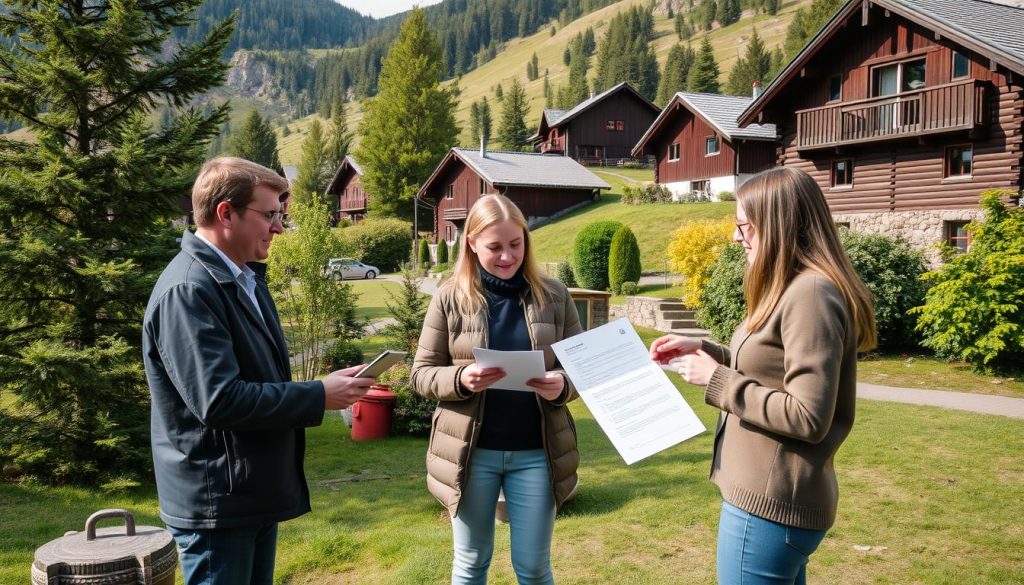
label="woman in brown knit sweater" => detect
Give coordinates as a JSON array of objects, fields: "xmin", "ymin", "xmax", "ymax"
[{"xmin": 651, "ymin": 167, "xmax": 877, "ymax": 585}]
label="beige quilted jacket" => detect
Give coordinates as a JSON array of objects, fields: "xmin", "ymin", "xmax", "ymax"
[{"xmin": 410, "ymin": 277, "xmax": 583, "ymax": 517}]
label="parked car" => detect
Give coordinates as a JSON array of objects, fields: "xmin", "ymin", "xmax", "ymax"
[{"xmin": 323, "ymin": 258, "xmax": 379, "ymax": 280}]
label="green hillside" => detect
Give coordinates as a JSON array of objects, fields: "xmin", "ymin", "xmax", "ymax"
[
  {"xmin": 276, "ymin": 0, "xmax": 810, "ymax": 164},
  {"xmin": 530, "ymin": 167, "xmax": 735, "ymax": 273}
]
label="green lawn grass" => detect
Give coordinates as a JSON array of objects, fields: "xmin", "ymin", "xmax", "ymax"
[
  {"xmin": 608, "ymin": 282, "xmax": 685, "ymax": 306},
  {"xmin": 2, "ymin": 328, "xmax": 1021, "ymax": 584},
  {"xmin": 858, "ymin": 354, "xmax": 1024, "ymax": 398},
  {"xmin": 348, "ymin": 278, "xmax": 402, "ymax": 322},
  {"xmin": 530, "ymin": 167, "xmax": 735, "ymax": 273}
]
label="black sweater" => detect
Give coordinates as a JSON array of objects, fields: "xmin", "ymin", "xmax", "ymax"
[{"xmin": 476, "ymin": 268, "xmax": 543, "ymax": 451}]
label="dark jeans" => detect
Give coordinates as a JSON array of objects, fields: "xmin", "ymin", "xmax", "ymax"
[{"xmin": 167, "ymin": 523, "xmax": 278, "ymax": 585}]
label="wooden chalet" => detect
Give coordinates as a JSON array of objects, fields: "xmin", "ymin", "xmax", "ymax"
[
  {"xmin": 416, "ymin": 146, "xmax": 611, "ymax": 243},
  {"xmin": 324, "ymin": 155, "xmax": 367, "ymax": 224},
  {"xmin": 528, "ymin": 82, "xmax": 661, "ymax": 164},
  {"xmin": 632, "ymin": 91, "xmax": 777, "ymax": 200},
  {"xmin": 737, "ymin": 0, "xmax": 1024, "ymax": 262}
]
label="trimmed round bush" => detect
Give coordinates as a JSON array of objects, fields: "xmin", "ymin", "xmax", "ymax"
[
  {"xmin": 451, "ymin": 239, "xmax": 460, "ymax": 263},
  {"xmin": 323, "ymin": 339, "xmax": 364, "ymax": 373},
  {"xmin": 620, "ymin": 281, "xmax": 640, "ymax": 295},
  {"xmin": 608, "ymin": 225, "xmax": 641, "ymax": 294},
  {"xmin": 696, "ymin": 244, "xmax": 747, "ymax": 343},
  {"xmin": 840, "ymin": 229, "xmax": 927, "ymax": 350},
  {"xmin": 337, "ymin": 218, "xmax": 412, "ymax": 272},
  {"xmin": 556, "ymin": 260, "xmax": 577, "ymax": 287},
  {"xmin": 572, "ymin": 220, "xmax": 623, "ymax": 291},
  {"xmin": 418, "ymin": 238, "xmax": 430, "ymax": 267},
  {"xmin": 437, "ymin": 239, "xmax": 449, "ymax": 264}
]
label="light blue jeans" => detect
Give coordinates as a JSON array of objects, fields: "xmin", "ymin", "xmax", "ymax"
[
  {"xmin": 167, "ymin": 523, "xmax": 277, "ymax": 585},
  {"xmin": 717, "ymin": 501, "xmax": 827, "ymax": 585},
  {"xmin": 451, "ymin": 448, "xmax": 556, "ymax": 585}
]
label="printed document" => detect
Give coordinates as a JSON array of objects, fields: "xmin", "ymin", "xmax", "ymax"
[
  {"xmin": 551, "ymin": 318, "xmax": 706, "ymax": 464},
  {"xmin": 472, "ymin": 347, "xmax": 547, "ymax": 392}
]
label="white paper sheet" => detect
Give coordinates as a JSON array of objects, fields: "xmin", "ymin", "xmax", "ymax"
[
  {"xmin": 471, "ymin": 347, "xmax": 547, "ymax": 392},
  {"xmin": 551, "ymin": 318, "xmax": 706, "ymax": 464}
]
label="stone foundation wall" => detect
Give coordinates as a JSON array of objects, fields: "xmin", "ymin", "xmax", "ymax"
[{"xmin": 833, "ymin": 208, "xmax": 985, "ymax": 267}]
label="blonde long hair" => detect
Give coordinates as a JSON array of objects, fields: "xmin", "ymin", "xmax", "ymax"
[
  {"xmin": 451, "ymin": 194, "xmax": 558, "ymax": 317},
  {"xmin": 738, "ymin": 167, "xmax": 877, "ymax": 351}
]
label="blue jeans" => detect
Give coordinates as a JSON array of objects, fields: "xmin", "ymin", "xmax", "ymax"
[
  {"xmin": 717, "ymin": 501, "xmax": 827, "ymax": 585},
  {"xmin": 167, "ymin": 523, "xmax": 278, "ymax": 585},
  {"xmin": 451, "ymin": 448, "xmax": 556, "ymax": 585}
]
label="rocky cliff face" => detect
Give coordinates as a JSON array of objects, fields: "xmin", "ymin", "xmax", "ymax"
[{"xmin": 226, "ymin": 50, "xmax": 276, "ymax": 100}]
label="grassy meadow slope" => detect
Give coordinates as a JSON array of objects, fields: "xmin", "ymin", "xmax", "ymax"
[{"xmin": 275, "ymin": 0, "xmax": 810, "ymax": 164}]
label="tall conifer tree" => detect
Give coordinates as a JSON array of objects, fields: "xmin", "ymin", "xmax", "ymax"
[
  {"xmin": 356, "ymin": 8, "xmax": 458, "ymax": 221},
  {"xmin": 230, "ymin": 110, "xmax": 281, "ymax": 171},
  {"xmin": 497, "ymin": 78, "xmax": 530, "ymax": 151},
  {"xmin": 657, "ymin": 44, "xmax": 696, "ymax": 105},
  {"xmin": 726, "ymin": 29, "xmax": 771, "ymax": 96},
  {"xmin": 0, "ymin": 0, "xmax": 233, "ymax": 483},
  {"xmin": 295, "ymin": 119, "xmax": 331, "ymax": 205},
  {"xmin": 326, "ymin": 99, "xmax": 353, "ymax": 172},
  {"xmin": 688, "ymin": 36, "xmax": 721, "ymax": 93}
]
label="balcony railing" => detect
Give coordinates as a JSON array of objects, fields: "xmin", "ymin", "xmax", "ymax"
[
  {"xmin": 796, "ymin": 79, "xmax": 986, "ymax": 151},
  {"xmin": 539, "ymin": 137, "xmax": 565, "ymax": 153},
  {"xmin": 338, "ymin": 195, "xmax": 367, "ymax": 212},
  {"xmin": 442, "ymin": 207, "xmax": 468, "ymax": 221}
]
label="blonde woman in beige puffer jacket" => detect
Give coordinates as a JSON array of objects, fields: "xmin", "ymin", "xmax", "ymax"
[{"xmin": 412, "ymin": 194, "xmax": 582, "ymax": 585}]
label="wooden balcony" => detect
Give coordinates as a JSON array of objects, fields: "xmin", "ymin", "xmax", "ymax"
[
  {"xmin": 796, "ymin": 79, "xmax": 986, "ymax": 152},
  {"xmin": 338, "ymin": 195, "xmax": 367, "ymax": 212},
  {"xmin": 442, "ymin": 207, "xmax": 468, "ymax": 221},
  {"xmin": 539, "ymin": 137, "xmax": 565, "ymax": 154}
]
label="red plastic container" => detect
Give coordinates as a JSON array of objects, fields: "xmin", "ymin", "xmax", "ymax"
[{"xmin": 351, "ymin": 384, "xmax": 398, "ymax": 441}]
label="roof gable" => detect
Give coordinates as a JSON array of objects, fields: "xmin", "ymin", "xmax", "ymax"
[
  {"xmin": 633, "ymin": 92, "xmax": 777, "ymax": 156},
  {"xmin": 325, "ymin": 155, "xmax": 363, "ymax": 195},
  {"xmin": 739, "ymin": 0, "xmax": 1024, "ymax": 126},
  {"xmin": 417, "ymin": 148, "xmax": 611, "ymax": 198},
  {"xmin": 548, "ymin": 82, "xmax": 660, "ymax": 129}
]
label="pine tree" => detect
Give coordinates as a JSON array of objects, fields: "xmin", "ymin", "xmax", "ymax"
[
  {"xmin": 229, "ymin": 110, "xmax": 282, "ymax": 171},
  {"xmin": 688, "ymin": 36, "xmax": 721, "ymax": 93},
  {"xmin": 497, "ymin": 77, "xmax": 530, "ymax": 150},
  {"xmin": 326, "ymin": 99, "xmax": 353, "ymax": 172},
  {"xmin": 469, "ymin": 100, "xmax": 481, "ymax": 144},
  {"xmin": 355, "ymin": 8, "xmax": 458, "ymax": 222},
  {"xmin": 543, "ymin": 74, "xmax": 551, "ymax": 98},
  {"xmin": 480, "ymin": 97, "xmax": 493, "ymax": 145},
  {"xmin": 563, "ymin": 45, "xmax": 572, "ymax": 66},
  {"xmin": 703, "ymin": 1, "xmax": 717, "ymax": 30},
  {"xmin": 567, "ymin": 46, "xmax": 591, "ymax": 106},
  {"xmin": 765, "ymin": 0, "xmax": 781, "ymax": 15},
  {"xmin": 667, "ymin": 5, "xmax": 675, "ymax": 19},
  {"xmin": 593, "ymin": 6, "xmax": 659, "ymax": 101},
  {"xmin": 437, "ymin": 239, "xmax": 449, "ymax": 264},
  {"xmin": 657, "ymin": 44, "xmax": 696, "ymax": 105},
  {"xmin": 717, "ymin": 0, "xmax": 741, "ymax": 27},
  {"xmin": 726, "ymin": 29, "xmax": 771, "ymax": 97},
  {"xmin": 294, "ymin": 119, "xmax": 331, "ymax": 205},
  {"xmin": 0, "ymin": 0, "xmax": 233, "ymax": 484},
  {"xmin": 495, "ymin": 82, "xmax": 504, "ymax": 100},
  {"xmin": 418, "ymin": 238, "xmax": 431, "ymax": 267}
]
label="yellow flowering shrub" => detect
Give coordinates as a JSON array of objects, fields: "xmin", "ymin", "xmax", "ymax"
[{"xmin": 666, "ymin": 217, "xmax": 736, "ymax": 307}]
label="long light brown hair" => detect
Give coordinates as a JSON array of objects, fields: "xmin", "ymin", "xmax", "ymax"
[
  {"xmin": 451, "ymin": 194, "xmax": 558, "ymax": 317},
  {"xmin": 738, "ymin": 167, "xmax": 877, "ymax": 351}
]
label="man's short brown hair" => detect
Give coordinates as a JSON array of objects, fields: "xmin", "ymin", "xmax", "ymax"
[{"xmin": 192, "ymin": 157, "xmax": 289, "ymax": 227}]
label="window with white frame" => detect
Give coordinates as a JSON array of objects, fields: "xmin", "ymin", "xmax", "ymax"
[
  {"xmin": 705, "ymin": 136, "xmax": 720, "ymax": 156},
  {"xmin": 668, "ymin": 143, "xmax": 680, "ymax": 161}
]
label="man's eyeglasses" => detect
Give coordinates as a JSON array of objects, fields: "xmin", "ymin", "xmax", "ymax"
[{"xmin": 236, "ymin": 206, "xmax": 290, "ymax": 227}]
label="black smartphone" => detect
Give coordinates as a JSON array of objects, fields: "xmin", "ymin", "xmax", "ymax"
[{"xmin": 354, "ymin": 350, "xmax": 408, "ymax": 378}]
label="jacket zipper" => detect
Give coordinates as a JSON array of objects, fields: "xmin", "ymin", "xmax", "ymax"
[{"xmin": 222, "ymin": 431, "xmax": 236, "ymax": 494}]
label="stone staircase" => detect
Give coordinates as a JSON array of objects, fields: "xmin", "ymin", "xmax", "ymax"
[
  {"xmin": 617, "ymin": 296, "xmax": 710, "ymax": 338},
  {"xmin": 656, "ymin": 300, "xmax": 710, "ymax": 338}
]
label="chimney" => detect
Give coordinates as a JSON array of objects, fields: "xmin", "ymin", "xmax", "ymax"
[
  {"xmin": 752, "ymin": 80, "xmax": 763, "ymax": 99},
  {"xmin": 480, "ymin": 135, "xmax": 487, "ymax": 158}
]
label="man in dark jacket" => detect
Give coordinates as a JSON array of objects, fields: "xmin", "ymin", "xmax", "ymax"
[{"xmin": 143, "ymin": 157, "xmax": 374, "ymax": 585}]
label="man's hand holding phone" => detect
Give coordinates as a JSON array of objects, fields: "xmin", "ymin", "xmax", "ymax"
[{"xmin": 323, "ymin": 365, "xmax": 375, "ymax": 410}]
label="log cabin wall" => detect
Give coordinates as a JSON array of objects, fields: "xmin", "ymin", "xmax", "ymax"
[
  {"xmin": 761, "ymin": 3, "xmax": 1022, "ymax": 263},
  {"xmin": 773, "ymin": 5, "xmax": 1022, "ymax": 213}
]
